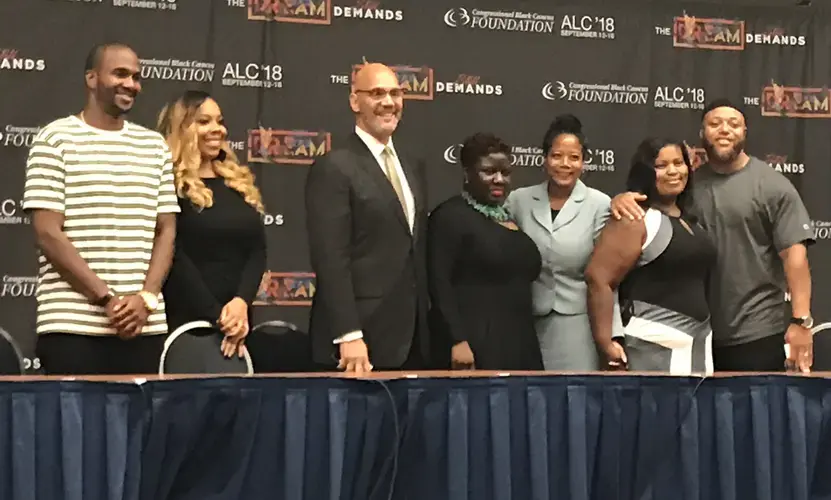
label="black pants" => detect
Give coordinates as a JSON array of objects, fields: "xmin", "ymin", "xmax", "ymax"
[
  {"xmin": 713, "ymin": 333, "xmax": 786, "ymax": 372},
  {"xmin": 36, "ymin": 332, "xmax": 167, "ymax": 375}
]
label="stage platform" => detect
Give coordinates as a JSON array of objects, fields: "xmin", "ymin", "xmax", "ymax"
[{"xmin": 0, "ymin": 371, "xmax": 829, "ymax": 500}]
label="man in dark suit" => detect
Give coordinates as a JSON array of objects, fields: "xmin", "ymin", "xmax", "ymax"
[{"xmin": 305, "ymin": 62, "xmax": 430, "ymax": 373}]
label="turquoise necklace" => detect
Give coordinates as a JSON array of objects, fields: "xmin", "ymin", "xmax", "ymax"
[{"xmin": 461, "ymin": 190, "xmax": 513, "ymax": 223}]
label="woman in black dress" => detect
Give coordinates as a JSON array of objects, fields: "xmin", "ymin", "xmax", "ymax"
[
  {"xmin": 585, "ymin": 138, "xmax": 716, "ymax": 374},
  {"xmin": 156, "ymin": 90, "xmax": 266, "ymax": 358},
  {"xmin": 427, "ymin": 133, "xmax": 544, "ymax": 370}
]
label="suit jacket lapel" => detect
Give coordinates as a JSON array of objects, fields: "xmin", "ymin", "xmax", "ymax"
[
  {"xmin": 552, "ymin": 179, "xmax": 588, "ymax": 232},
  {"xmin": 349, "ymin": 133, "xmax": 410, "ymax": 233},
  {"xmin": 530, "ymin": 182, "xmax": 553, "ymax": 234}
]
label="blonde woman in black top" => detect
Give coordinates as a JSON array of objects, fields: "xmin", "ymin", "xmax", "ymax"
[{"xmin": 156, "ymin": 90, "xmax": 266, "ymax": 358}]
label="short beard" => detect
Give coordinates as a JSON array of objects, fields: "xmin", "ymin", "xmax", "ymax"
[
  {"xmin": 98, "ymin": 89, "xmax": 131, "ymax": 118},
  {"xmin": 106, "ymin": 101, "xmax": 131, "ymax": 117},
  {"xmin": 703, "ymin": 137, "xmax": 745, "ymax": 165}
]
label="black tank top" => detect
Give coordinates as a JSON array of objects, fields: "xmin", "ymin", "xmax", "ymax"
[{"xmin": 622, "ymin": 214, "xmax": 717, "ymax": 323}]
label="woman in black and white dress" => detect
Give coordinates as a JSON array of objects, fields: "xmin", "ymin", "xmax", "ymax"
[{"xmin": 585, "ymin": 138, "xmax": 716, "ymax": 374}]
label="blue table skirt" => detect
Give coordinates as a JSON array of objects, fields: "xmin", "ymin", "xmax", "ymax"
[{"xmin": 0, "ymin": 374, "xmax": 830, "ymax": 500}]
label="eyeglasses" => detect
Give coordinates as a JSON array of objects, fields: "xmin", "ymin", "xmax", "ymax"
[{"xmin": 354, "ymin": 87, "xmax": 405, "ymax": 100}]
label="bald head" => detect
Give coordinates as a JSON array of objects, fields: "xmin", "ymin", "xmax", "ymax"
[
  {"xmin": 350, "ymin": 62, "xmax": 403, "ymax": 144},
  {"xmin": 351, "ymin": 63, "xmax": 398, "ymax": 92}
]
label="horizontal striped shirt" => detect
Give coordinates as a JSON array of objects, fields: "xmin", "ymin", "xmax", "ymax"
[{"xmin": 22, "ymin": 115, "xmax": 180, "ymax": 336}]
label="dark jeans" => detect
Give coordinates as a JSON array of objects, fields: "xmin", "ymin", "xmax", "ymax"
[
  {"xmin": 713, "ymin": 333, "xmax": 786, "ymax": 372},
  {"xmin": 36, "ymin": 332, "xmax": 167, "ymax": 375}
]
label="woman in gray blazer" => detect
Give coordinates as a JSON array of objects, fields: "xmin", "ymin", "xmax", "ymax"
[{"xmin": 505, "ymin": 114, "xmax": 624, "ymax": 370}]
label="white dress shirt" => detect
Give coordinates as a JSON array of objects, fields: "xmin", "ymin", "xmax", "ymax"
[{"xmin": 333, "ymin": 126, "xmax": 416, "ymax": 345}]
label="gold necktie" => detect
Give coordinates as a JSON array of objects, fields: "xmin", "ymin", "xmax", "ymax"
[{"xmin": 382, "ymin": 146, "xmax": 409, "ymax": 220}]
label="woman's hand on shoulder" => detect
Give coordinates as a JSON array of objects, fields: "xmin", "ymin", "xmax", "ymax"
[{"xmin": 610, "ymin": 192, "xmax": 647, "ymax": 221}]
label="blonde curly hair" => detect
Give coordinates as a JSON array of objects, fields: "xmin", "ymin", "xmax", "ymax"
[{"xmin": 156, "ymin": 90, "xmax": 265, "ymax": 214}]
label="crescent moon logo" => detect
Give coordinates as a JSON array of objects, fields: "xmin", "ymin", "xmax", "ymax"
[
  {"xmin": 541, "ymin": 82, "xmax": 556, "ymax": 101},
  {"xmin": 443, "ymin": 9, "xmax": 458, "ymax": 27},
  {"xmin": 443, "ymin": 8, "xmax": 470, "ymax": 27},
  {"xmin": 443, "ymin": 144, "xmax": 461, "ymax": 163}
]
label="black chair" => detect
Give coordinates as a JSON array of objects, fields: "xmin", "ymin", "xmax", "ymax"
[
  {"xmin": 246, "ymin": 320, "xmax": 312, "ymax": 373},
  {"xmin": 158, "ymin": 320, "xmax": 253, "ymax": 375},
  {"xmin": 811, "ymin": 322, "xmax": 831, "ymax": 371},
  {"xmin": 0, "ymin": 327, "xmax": 24, "ymax": 375}
]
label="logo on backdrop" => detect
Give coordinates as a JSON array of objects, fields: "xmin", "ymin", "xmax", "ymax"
[
  {"xmin": 346, "ymin": 64, "xmax": 434, "ymax": 100},
  {"xmin": 584, "ymin": 148, "xmax": 616, "ymax": 172},
  {"xmin": 746, "ymin": 27, "xmax": 806, "ymax": 46},
  {"xmin": 60, "ymin": 0, "xmax": 178, "ymax": 9},
  {"xmin": 760, "ymin": 82, "xmax": 831, "ymax": 119},
  {"xmin": 812, "ymin": 220, "xmax": 831, "ymax": 241},
  {"xmin": 765, "ymin": 153, "xmax": 804, "ymax": 174},
  {"xmin": 661, "ymin": 14, "xmax": 805, "ymax": 50},
  {"xmin": 0, "ymin": 49, "xmax": 46, "ymax": 72},
  {"xmin": 253, "ymin": 271, "xmax": 316, "ymax": 306},
  {"xmin": 510, "ymin": 145, "xmax": 545, "ymax": 167},
  {"xmin": 671, "ymin": 14, "xmax": 745, "ymax": 51},
  {"xmin": 653, "ymin": 86, "xmax": 706, "ymax": 110},
  {"xmin": 332, "ymin": 0, "xmax": 402, "ymax": 21},
  {"xmin": 113, "ymin": 0, "xmax": 178, "ymax": 9},
  {"xmin": 333, "ymin": 67, "xmax": 494, "ymax": 99},
  {"xmin": 436, "ymin": 74, "xmax": 503, "ymax": 96},
  {"xmin": 221, "ymin": 62, "xmax": 283, "ymax": 89},
  {"xmin": 442, "ymin": 7, "xmax": 556, "ymax": 33},
  {"xmin": 443, "ymin": 143, "xmax": 461, "ymax": 164},
  {"xmin": 247, "ymin": 0, "xmax": 331, "ymax": 24},
  {"xmin": 245, "ymin": 0, "xmax": 403, "ymax": 25},
  {"xmin": 0, "ymin": 199, "xmax": 29, "ymax": 225},
  {"xmin": 560, "ymin": 14, "xmax": 616, "ymax": 40},
  {"xmin": 247, "ymin": 128, "xmax": 331, "ymax": 165},
  {"xmin": 262, "ymin": 212, "xmax": 285, "ymax": 226},
  {"xmin": 0, "ymin": 125, "xmax": 39, "ymax": 148},
  {"xmin": 443, "ymin": 143, "xmax": 544, "ymax": 168},
  {"xmin": 0, "ymin": 276, "xmax": 36, "ymax": 298},
  {"xmin": 139, "ymin": 58, "xmax": 215, "ymax": 82},
  {"xmin": 541, "ymin": 81, "xmax": 649, "ymax": 105},
  {"xmin": 228, "ymin": 139, "xmax": 246, "ymax": 152}
]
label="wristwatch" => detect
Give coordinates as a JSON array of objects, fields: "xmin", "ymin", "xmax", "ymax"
[
  {"xmin": 138, "ymin": 291, "xmax": 159, "ymax": 312},
  {"xmin": 93, "ymin": 289, "xmax": 116, "ymax": 307},
  {"xmin": 790, "ymin": 315, "xmax": 814, "ymax": 329}
]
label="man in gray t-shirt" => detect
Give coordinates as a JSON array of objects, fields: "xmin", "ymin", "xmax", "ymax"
[
  {"xmin": 611, "ymin": 99, "xmax": 815, "ymax": 372},
  {"xmin": 694, "ymin": 156, "xmax": 813, "ymax": 347}
]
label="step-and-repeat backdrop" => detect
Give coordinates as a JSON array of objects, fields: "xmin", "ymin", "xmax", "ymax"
[{"xmin": 1, "ymin": 0, "xmax": 829, "ymax": 371}]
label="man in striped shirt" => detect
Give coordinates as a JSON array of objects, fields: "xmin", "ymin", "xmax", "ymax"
[{"xmin": 22, "ymin": 42, "xmax": 179, "ymax": 375}]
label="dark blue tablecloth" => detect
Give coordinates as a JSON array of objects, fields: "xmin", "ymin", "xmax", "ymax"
[{"xmin": 1, "ymin": 374, "xmax": 830, "ymax": 500}]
